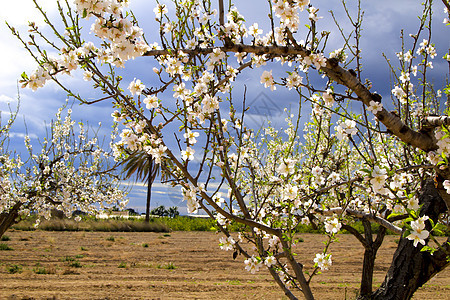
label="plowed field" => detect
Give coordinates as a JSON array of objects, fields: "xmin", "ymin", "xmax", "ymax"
[{"xmin": 0, "ymin": 230, "xmax": 448, "ymax": 299}]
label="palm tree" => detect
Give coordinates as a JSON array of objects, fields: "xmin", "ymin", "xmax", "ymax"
[{"xmin": 121, "ymin": 150, "xmax": 159, "ymax": 223}]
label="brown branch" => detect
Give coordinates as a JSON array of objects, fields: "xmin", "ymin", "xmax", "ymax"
[
  {"xmin": 143, "ymin": 44, "xmax": 310, "ymax": 57},
  {"xmin": 143, "ymin": 43, "xmax": 437, "ymax": 152},
  {"xmin": 321, "ymin": 60, "xmax": 437, "ymax": 152},
  {"xmin": 218, "ymin": 0, "xmax": 225, "ymax": 27},
  {"xmin": 422, "ymin": 116, "xmax": 450, "ymax": 128},
  {"xmin": 317, "ymin": 207, "xmax": 402, "ymax": 234},
  {"xmin": 442, "ymin": 0, "xmax": 450, "ymax": 14}
]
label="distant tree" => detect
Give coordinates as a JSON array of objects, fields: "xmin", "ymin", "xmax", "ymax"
[
  {"xmin": 150, "ymin": 205, "xmax": 168, "ymax": 217},
  {"xmin": 167, "ymin": 206, "xmax": 180, "ymax": 218},
  {"xmin": 0, "ymin": 102, "xmax": 126, "ymax": 238},
  {"xmin": 126, "ymin": 208, "xmax": 139, "ymax": 216},
  {"xmin": 121, "ymin": 150, "xmax": 159, "ymax": 223}
]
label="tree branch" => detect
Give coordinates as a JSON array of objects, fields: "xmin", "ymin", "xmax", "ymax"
[
  {"xmin": 317, "ymin": 207, "xmax": 402, "ymax": 234},
  {"xmin": 422, "ymin": 116, "xmax": 450, "ymax": 128},
  {"xmin": 143, "ymin": 44, "xmax": 438, "ymax": 152}
]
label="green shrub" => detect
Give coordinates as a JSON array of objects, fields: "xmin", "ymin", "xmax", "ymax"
[
  {"xmin": 106, "ymin": 236, "xmax": 115, "ymax": 242},
  {"xmin": 0, "ymin": 243, "xmax": 13, "ymax": 251},
  {"xmin": 118, "ymin": 262, "xmax": 127, "ymax": 268},
  {"xmin": 157, "ymin": 262, "xmax": 176, "ymax": 270},
  {"xmin": 11, "ymin": 216, "xmax": 170, "ymax": 232},
  {"xmin": 33, "ymin": 263, "xmax": 56, "ymax": 274},
  {"xmin": 69, "ymin": 261, "xmax": 82, "ymax": 268},
  {"xmin": 60, "ymin": 256, "xmax": 75, "ymax": 262},
  {"xmin": 6, "ymin": 264, "xmax": 22, "ymax": 274},
  {"xmin": 1, "ymin": 235, "xmax": 11, "ymax": 241}
]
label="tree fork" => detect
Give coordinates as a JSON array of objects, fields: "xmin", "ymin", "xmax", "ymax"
[{"xmin": 358, "ymin": 222, "xmax": 387, "ymax": 299}]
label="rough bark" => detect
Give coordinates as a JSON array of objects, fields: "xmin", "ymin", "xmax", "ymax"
[
  {"xmin": 356, "ymin": 225, "xmax": 387, "ymax": 300},
  {"xmin": 0, "ymin": 202, "xmax": 22, "ymax": 238},
  {"xmin": 372, "ymin": 180, "xmax": 449, "ymax": 300}
]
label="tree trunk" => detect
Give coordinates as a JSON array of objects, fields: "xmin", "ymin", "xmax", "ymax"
[
  {"xmin": 145, "ymin": 174, "xmax": 152, "ymax": 223},
  {"xmin": 145, "ymin": 157, "xmax": 155, "ymax": 223},
  {"xmin": 345, "ymin": 219, "xmax": 386, "ymax": 300},
  {"xmin": 0, "ymin": 202, "xmax": 22, "ymax": 238},
  {"xmin": 372, "ymin": 180, "xmax": 449, "ymax": 300},
  {"xmin": 359, "ymin": 228, "xmax": 386, "ymax": 299}
]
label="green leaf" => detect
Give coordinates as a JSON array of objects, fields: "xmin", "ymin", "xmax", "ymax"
[
  {"xmin": 21, "ymin": 72, "xmax": 29, "ymax": 80},
  {"xmin": 404, "ymin": 217, "xmax": 414, "ymax": 223},
  {"xmin": 387, "ymin": 211, "xmax": 403, "ymax": 219}
]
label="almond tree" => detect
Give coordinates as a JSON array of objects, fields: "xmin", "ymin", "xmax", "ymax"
[
  {"xmin": 9, "ymin": 0, "xmax": 449, "ymax": 299},
  {"xmin": 0, "ymin": 102, "xmax": 126, "ymax": 238}
]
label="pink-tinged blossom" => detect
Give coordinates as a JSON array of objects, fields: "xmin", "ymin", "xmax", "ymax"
[
  {"xmin": 209, "ymin": 48, "xmax": 225, "ymax": 63},
  {"xmin": 444, "ymin": 180, "xmax": 450, "ymax": 194},
  {"xmin": 286, "ymin": 72, "xmax": 303, "ymax": 90},
  {"xmin": 143, "ymin": 95, "xmax": 159, "ymax": 109},
  {"xmin": 260, "ymin": 70, "xmax": 276, "ymax": 91},
  {"xmin": 184, "ymin": 129, "xmax": 200, "ymax": 144},
  {"xmin": 324, "ymin": 217, "xmax": 341, "ymax": 234},
  {"xmin": 244, "ymin": 256, "xmax": 262, "ymax": 274},
  {"xmin": 182, "ymin": 185, "xmax": 199, "ymax": 213},
  {"xmin": 219, "ymin": 236, "xmax": 235, "ymax": 251},
  {"xmin": 277, "ymin": 159, "xmax": 296, "ymax": 176},
  {"xmin": 81, "ymin": 68, "xmax": 93, "ymax": 81},
  {"xmin": 128, "ymin": 78, "xmax": 145, "ymax": 95},
  {"xmin": 181, "ymin": 147, "xmax": 195, "ymax": 161},
  {"xmin": 248, "ymin": 23, "xmax": 263, "ymax": 37},
  {"xmin": 322, "ymin": 90, "xmax": 334, "ymax": 106},
  {"xmin": 367, "ymin": 100, "xmax": 383, "ymax": 114},
  {"xmin": 335, "ymin": 119, "xmax": 357, "ymax": 140},
  {"xmin": 391, "ymin": 86, "xmax": 406, "ymax": 102},
  {"xmin": 407, "ymin": 216, "xmax": 430, "ymax": 247},
  {"xmin": 314, "ymin": 253, "xmax": 332, "ymax": 270},
  {"xmin": 264, "ymin": 256, "xmax": 276, "ymax": 267}
]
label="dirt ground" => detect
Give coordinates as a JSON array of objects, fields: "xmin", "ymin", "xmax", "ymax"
[{"xmin": 0, "ymin": 230, "xmax": 448, "ymax": 300}]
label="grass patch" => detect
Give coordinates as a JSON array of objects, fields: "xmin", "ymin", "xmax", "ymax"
[
  {"xmin": 106, "ymin": 236, "xmax": 115, "ymax": 242},
  {"xmin": 12, "ymin": 217, "xmax": 170, "ymax": 232},
  {"xmin": 227, "ymin": 280, "xmax": 242, "ymax": 285},
  {"xmin": 60, "ymin": 256, "xmax": 75, "ymax": 262},
  {"xmin": 0, "ymin": 243, "xmax": 13, "ymax": 251},
  {"xmin": 80, "ymin": 246, "xmax": 88, "ymax": 251},
  {"xmin": 6, "ymin": 264, "xmax": 22, "ymax": 274},
  {"xmin": 157, "ymin": 262, "xmax": 176, "ymax": 270},
  {"xmin": 33, "ymin": 264, "xmax": 56, "ymax": 274},
  {"xmin": 1, "ymin": 235, "xmax": 11, "ymax": 241},
  {"xmin": 69, "ymin": 261, "xmax": 82, "ymax": 268},
  {"xmin": 118, "ymin": 262, "xmax": 127, "ymax": 268}
]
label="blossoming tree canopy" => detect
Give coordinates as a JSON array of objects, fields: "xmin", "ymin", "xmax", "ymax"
[
  {"xmin": 9, "ymin": 0, "xmax": 450, "ymax": 299},
  {"xmin": 0, "ymin": 103, "xmax": 127, "ymax": 238}
]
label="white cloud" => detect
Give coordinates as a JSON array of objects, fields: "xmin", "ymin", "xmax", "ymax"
[
  {"xmin": 0, "ymin": 1, "xmax": 60, "ymax": 94},
  {"xmin": 9, "ymin": 132, "xmax": 38, "ymax": 139},
  {"xmin": 0, "ymin": 94, "xmax": 18, "ymax": 104}
]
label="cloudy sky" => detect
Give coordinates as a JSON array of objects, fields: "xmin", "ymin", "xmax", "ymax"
[{"xmin": 0, "ymin": 0, "xmax": 448, "ymax": 214}]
